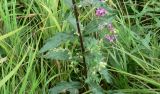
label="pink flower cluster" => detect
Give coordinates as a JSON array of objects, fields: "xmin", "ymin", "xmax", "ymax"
[
  {"xmin": 96, "ymin": 0, "xmax": 117, "ymax": 42},
  {"xmin": 105, "ymin": 35, "xmax": 116, "ymax": 42},
  {"xmin": 96, "ymin": 7, "xmax": 107, "ymax": 17},
  {"xmin": 96, "ymin": 0, "xmax": 107, "ymax": 17},
  {"xmin": 105, "ymin": 23, "xmax": 117, "ymax": 42}
]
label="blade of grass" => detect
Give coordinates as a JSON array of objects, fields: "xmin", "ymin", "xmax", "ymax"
[{"xmin": 0, "ymin": 48, "xmax": 29, "ymax": 88}]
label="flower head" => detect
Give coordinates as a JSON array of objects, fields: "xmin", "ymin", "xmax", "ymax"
[
  {"xmin": 105, "ymin": 34, "xmax": 117, "ymax": 42},
  {"xmin": 96, "ymin": 7, "xmax": 107, "ymax": 17}
]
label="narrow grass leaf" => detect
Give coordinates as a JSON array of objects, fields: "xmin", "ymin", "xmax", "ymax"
[
  {"xmin": 0, "ymin": 48, "xmax": 28, "ymax": 88},
  {"xmin": 0, "ymin": 26, "xmax": 24, "ymax": 41}
]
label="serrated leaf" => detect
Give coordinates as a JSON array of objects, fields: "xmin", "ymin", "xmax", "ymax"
[
  {"xmin": 44, "ymin": 49, "xmax": 70, "ymax": 60},
  {"xmin": 68, "ymin": 88, "xmax": 79, "ymax": 94},
  {"xmin": 84, "ymin": 37, "xmax": 98, "ymax": 50},
  {"xmin": 40, "ymin": 32, "xmax": 73, "ymax": 53},
  {"xmin": 49, "ymin": 81, "xmax": 81, "ymax": 94},
  {"xmin": 87, "ymin": 81, "xmax": 104, "ymax": 94},
  {"xmin": 99, "ymin": 69, "xmax": 112, "ymax": 84},
  {"xmin": 84, "ymin": 20, "xmax": 99, "ymax": 35}
]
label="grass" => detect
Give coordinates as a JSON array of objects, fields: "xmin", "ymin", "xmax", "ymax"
[{"xmin": 0, "ymin": 0, "xmax": 160, "ymax": 94}]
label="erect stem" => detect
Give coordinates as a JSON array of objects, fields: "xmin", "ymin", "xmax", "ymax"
[{"xmin": 72, "ymin": 0, "xmax": 87, "ymax": 77}]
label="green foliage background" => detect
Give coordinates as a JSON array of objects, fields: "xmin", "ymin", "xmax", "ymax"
[{"xmin": 0, "ymin": 0, "xmax": 160, "ymax": 94}]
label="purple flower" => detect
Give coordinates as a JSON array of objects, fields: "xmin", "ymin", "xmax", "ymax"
[
  {"xmin": 99, "ymin": 0, "xmax": 105, "ymax": 2},
  {"xmin": 107, "ymin": 23, "xmax": 115, "ymax": 33},
  {"xmin": 105, "ymin": 35, "xmax": 117, "ymax": 42},
  {"xmin": 96, "ymin": 7, "xmax": 107, "ymax": 17}
]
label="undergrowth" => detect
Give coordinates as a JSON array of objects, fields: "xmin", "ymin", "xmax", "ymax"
[{"xmin": 0, "ymin": 0, "xmax": 160, "ymax": 94}]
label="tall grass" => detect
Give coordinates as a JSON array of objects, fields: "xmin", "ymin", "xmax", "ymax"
[{"xmin": 0, "ymin": 0, "xmax": 160, "ymax": 94}]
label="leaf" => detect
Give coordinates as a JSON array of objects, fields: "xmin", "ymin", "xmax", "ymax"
[
  {"xmin": 44, "ymin": 48, "xmax": 70, "ymax": 60},
  {"xmin": 67, "ymin": 14, "xmax": 84, "ymax": 31},
  {"xmin": 84, "ymin": 20, "xmax": 99, "ymax": 35},
  {"xmin": 84, "ymin": 37, "xmax": 99, "ymax": 50},
  {"xmin": 0, "ymin": 26, "xmax": 24, "ymax": 41},
  {"xmin": 67, "ymin": 14, "xmax": 77, "ymax": 30},
  {"xmin": 49, "ymin": 81, "xmax": 81, "ymax": 94},
  {"xmin": 87, "ymin": 81, "xmax": 104, "ymax": 94},
  {"xmin": 99, "ymin": 69, "xmax": 112, "ymax": 84},
  {"xmin": 39, "ymin": 32, "xmax": 73, "ymax": 53},
  {"xmin": 0, "ymin": 48, "xmax": 29, "ymax": 88}
]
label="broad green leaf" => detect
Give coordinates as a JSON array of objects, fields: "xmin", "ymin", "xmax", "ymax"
[
  {"xmin": 99, "ymin": 69, "xmax": 112, "ymax": 84},
  {"xmin": 44, "ymin": 49, "xmax": 70, "ymax": 60},
  {"xmin": 87, "ymin": 81, "xmax": 104, "ymax": 94},
  {"xmin": 67, "ymin": 14, "xmax": 84, "ymax": 31},
  {"xmin": 67, "ymin": 14, "xmax": 77, "ymax": 30},
  {"xmin": 84, "ymin": 37, "xmax": 103, "ymax": 65},
  {"xmin": 84, "ymin": 37, "xmax": 99, "ymax": 50},
  {"xmin": 40, "ymin": 32, "xmax": 73, "ymax": 53},
  {"xmin": 84, "ymin": 20, "xmax": 99, "ymax": 35},
  {"xmin": 49, "ymin": 81, "xmax": 81, "ymax": 94}
]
